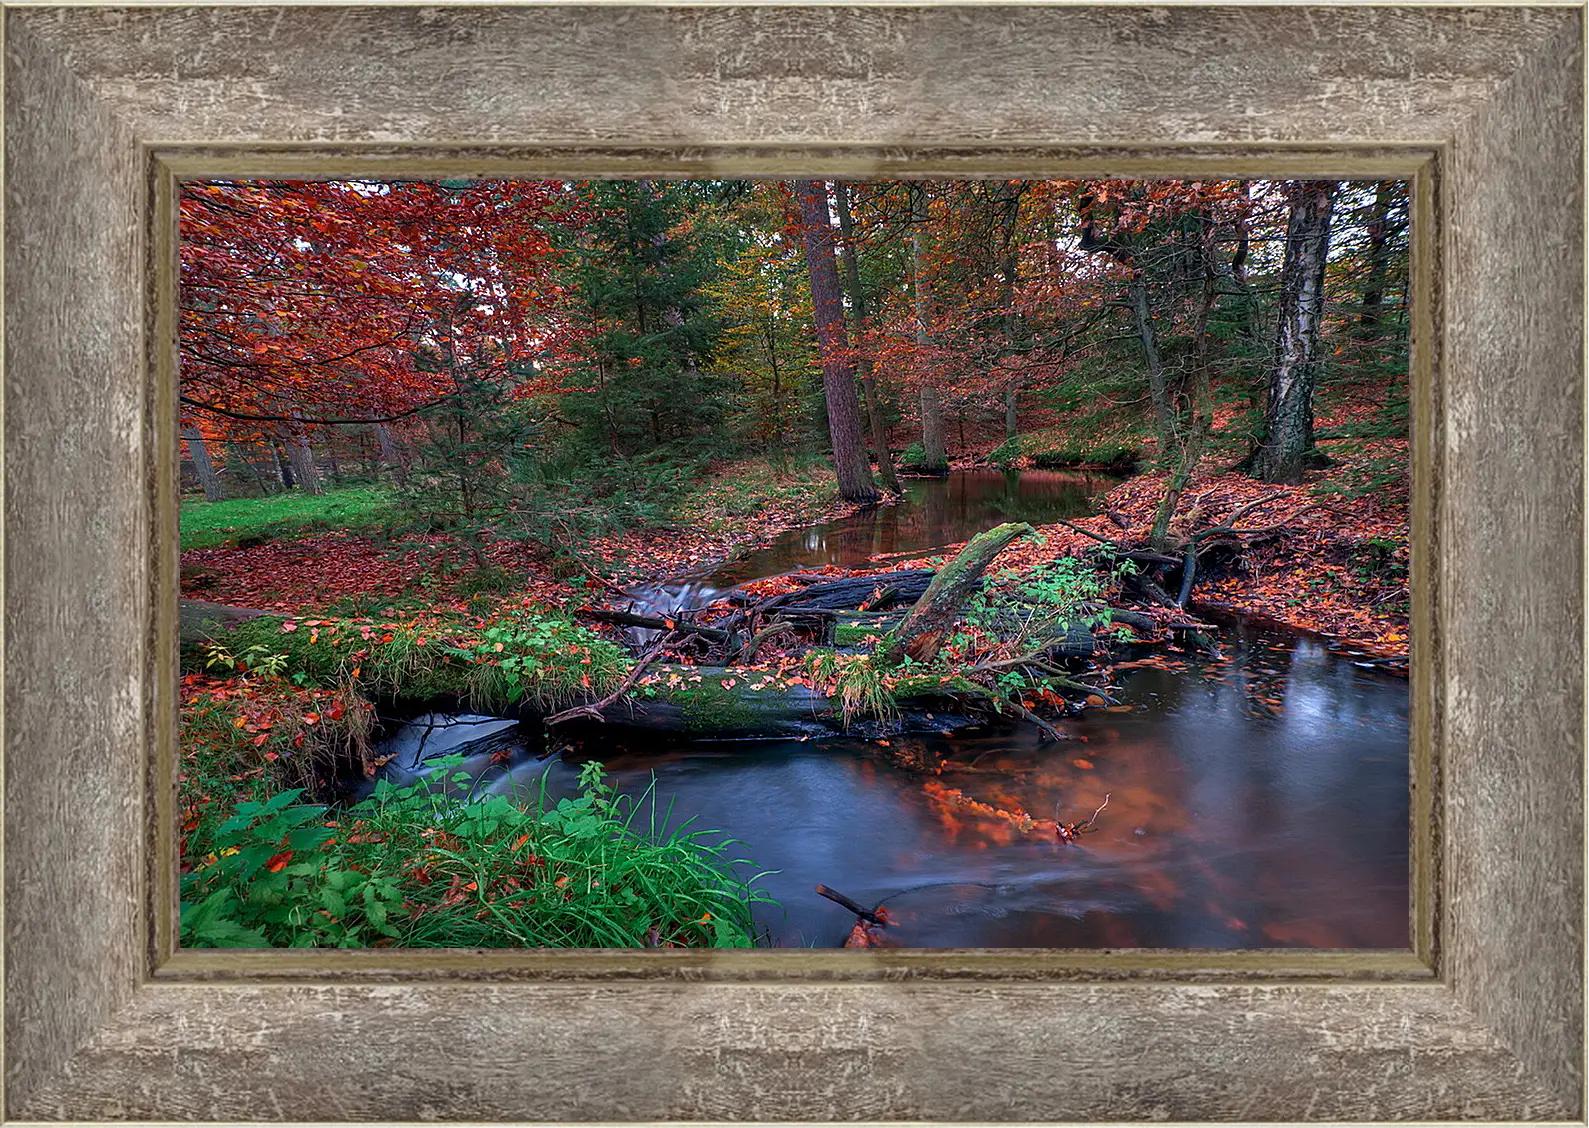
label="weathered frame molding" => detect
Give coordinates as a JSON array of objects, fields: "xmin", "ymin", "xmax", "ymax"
[{"xmin": 4, "ymin": 4, "xmax": 1582, "ymax": 1121}]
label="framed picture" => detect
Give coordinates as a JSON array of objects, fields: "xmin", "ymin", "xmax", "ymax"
[{"xmin": 5, "ymin": 4, "xmax": 1581, "ymax": 1121}]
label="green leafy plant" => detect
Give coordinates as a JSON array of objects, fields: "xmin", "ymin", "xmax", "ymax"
[{"xmin": 180, "ymin": 761, "xmax": 778, "ymax": 949}]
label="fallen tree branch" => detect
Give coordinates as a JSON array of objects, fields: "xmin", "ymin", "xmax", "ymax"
[
  {"xmin": 1177, "ymin": 543, "xmax": 1199, "ymax": 607},
  {"xmin": 545, "ymin": 642, "xmax": 668, "ymax": 727},
  {"xmin": 580, "ymin": 607, "xmax": 731, "ymax": 642},
  {"xmin": 1050, "ymin": 518, "xmax": 1122, "ymax": 547},
  {"xmin": 1005, "ymin": 697, "xmax": 1071, "ymax": 742},
  {"xmin": 815, "ymin": 884, "xmax": 887, "ymax": 926}
]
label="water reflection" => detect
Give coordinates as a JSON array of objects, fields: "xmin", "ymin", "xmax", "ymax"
[{"xmin": 711, "ymin": 469, "xmax": 1111, "ymax": 586}]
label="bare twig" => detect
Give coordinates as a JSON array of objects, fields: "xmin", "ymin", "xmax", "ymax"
[
  {"xmin": 815, "ymin": 884, "xmax": 887, "ymax": 926},
  {"xmin": 545, "ymin": 642, "xmax": 668, "ymax": 726},
  {"xmin": 1077, "ymin": 792, "xmax": 1112, "ymax": 831},
  {"xmin": 1050, "ymin": 518, "xmax": 1123, "ymax": 547}
]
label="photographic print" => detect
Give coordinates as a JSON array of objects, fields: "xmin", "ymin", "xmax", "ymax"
[
  {"xmin": 177, "ymin": 177, "xmax": 1412, "ymax": 951},
  {"xmin": 8, "ymin": 3, "xmax": 1580, "ymax": 1120}
]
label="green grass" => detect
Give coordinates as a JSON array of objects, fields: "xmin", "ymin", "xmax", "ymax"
[
  {"xmin": 181, "ymin": 487, "xmax": 401, "ymax": 551},
  {"xmin": 179, "ymin": 762, "xmax": 776, "ymax": 949}
]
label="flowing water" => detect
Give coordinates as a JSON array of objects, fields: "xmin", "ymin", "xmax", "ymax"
[
  {"xmin": 375, "ymin": 470, "xmax": 1410, "ymax": 948},
  {"xmin": 631, "ymin": 469, "xmax": 1112, "ymax": 616}
]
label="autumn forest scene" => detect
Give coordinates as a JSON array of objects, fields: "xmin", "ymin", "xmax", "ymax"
[{"xmin": 179, "ymin": 177, "xmax": 1411, "ymax": 949}]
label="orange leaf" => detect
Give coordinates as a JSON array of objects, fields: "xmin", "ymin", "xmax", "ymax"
[{"xmin": 265, "ymin": 851, "xmax": 293, "ymax": 873}]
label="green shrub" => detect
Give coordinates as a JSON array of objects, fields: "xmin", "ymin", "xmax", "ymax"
[
  {"xmin": 454, "ymin": 566, "xmax": 522, "ymax": 599},
  {"xmin": 898, "ymin": 442, "xmax": 927, "ymax": 471},
  {"xmin": 212, "ymin": 609, "xmax": 629, "ymax": 712},
  {"xmin": 989, "ymin": 435, "xmax": 1024, "ymax": 468}
]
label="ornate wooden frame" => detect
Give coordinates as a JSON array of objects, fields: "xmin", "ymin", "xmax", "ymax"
[{"xmin": 3, "ymin": 4, "xmax": 1582, "ymax": 1121}]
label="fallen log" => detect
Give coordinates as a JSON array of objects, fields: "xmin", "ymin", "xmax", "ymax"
[
  {"xmin": 760, "ymin": 569, "xmax": 938, "ymax": 612},
  {"xmin": 876, "ymin": 522, "xmax": 1036, "ymax": 667},
  {"xmin": 556, "ymin": 664, "xmax": 990, "ymax": 740}
]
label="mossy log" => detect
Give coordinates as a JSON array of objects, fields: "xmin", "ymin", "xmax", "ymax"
[
  {"xmin": 875, "ymin": 522, "xmax": 1036, "ymax": 667},
  {"xmin": 569, "ymin": 664, "xmax": 987, "ymax": 740}
]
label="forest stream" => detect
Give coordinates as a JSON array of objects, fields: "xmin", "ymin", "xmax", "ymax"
[{"xmin": 369, "ymin": 471, "xmax": 1410, "ymax": 949}]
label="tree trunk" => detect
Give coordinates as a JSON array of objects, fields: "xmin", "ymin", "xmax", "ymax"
[
  {"xmin": 375, "ymin": 422, "xmax": 408, "ymax": 487},
  {"xmin": 793, "ymin": 179, "xmax": 879, "ymax": 504},
  {"xmin": 640, "ymin": 181, "xmax": 702, "ymax": 379},
  {"xmin": 910, "ymin": 192, "xmax": 949, "ymax": 473},
  {"xmin": 876, "ymin": 521, "xmax": 1035, "ymax": 667},
  {"xmin": 1127, "ymin": 275, "xmax": 1176, "ymax": 470},
  {"xmin": 1252, "ymin": 181, "xmax": 1338, "ymax": 484},
  {"xmin": 1150, "ymin": 214, "xmax": 1219, "ymax": 549},
  {"xmin": 285, "ymin": 416, "xmax": 323, "ymax": 495},
  {"xmin": 232, "ymin": 441, "xmax": 272, "ymax": 495},
  {"xmin": 1356, "ymin": 181, "xmax": 1397, "ymax": 340},
  {"xmin": 997, "ymin": 188, "xmax": 1025, "ymax": 443},
  {"xmin": 183, "ymin": 427, "xmax": 224, "ymax": 502},
  {"xmin": 832, "ymin": 181, "xmax": 902, "ymax": 493},
  {"xmin": 271, "ymin": 438, "xmax": 296, "ymax": 489}
]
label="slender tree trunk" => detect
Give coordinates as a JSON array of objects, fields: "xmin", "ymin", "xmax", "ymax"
[
  {"xmin": 285, "ymin": 416, "xmax": 323, "ymax": 495},
  {"xmin": 183, "ymin": 427, "xmax": 224, "ymax": 502},
  {"xmin": 793, "ymin": 179, "xmax": 879, "ymax": 504},
  {"xmin": 910, "ymin": 187, "xmax": 949, "ymax": 473},
  {"xmin": 375, "ymin": 422, "xmax": 408, "ymax": 487},
  {"xmin": 1150, "ymin": 216, "xmax": 1219, "ymax": 550},
  {"xmin": 832, "ymin": 181, "xmax": 902, "ymax": 493},
  {"xmin": 639, "ymin": 180, "xmax": 700, "ymax": 381},
  {"xmin": 1252, "ymin": 181, "xmax": 1338, "ymax": 484},
  {"xmin": 232, "ymin": 441, "xmax": 272, "ymax": 495},
  {"xmin": 997, "ymin": 186, "xmax": 1025, "ymax": 443},
  {"xmin": 1127, "ymin": 275, "xmax": 1176, "ymax": 469},
  {"xmin": 1356, "ymin": 181, "xmax": 1396, "ymax": 340}
]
